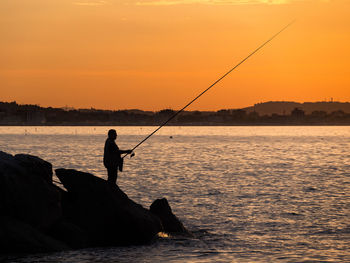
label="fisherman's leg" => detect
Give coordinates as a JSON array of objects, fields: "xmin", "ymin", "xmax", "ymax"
[
  {"xmin": 107, "ymin": 168, "xmax": 117, "ymax": 184},
  {"xmin": 115, "ymin": 169, "xmax": 118, "ymax": 184}
]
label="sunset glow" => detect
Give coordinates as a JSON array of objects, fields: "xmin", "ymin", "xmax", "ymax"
[{"xmin": 1, "ymin": 0, "xmax": 349, "ymax": 110}]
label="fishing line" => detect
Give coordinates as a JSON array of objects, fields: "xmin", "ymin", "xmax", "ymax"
[{"xmin": 124, "ymin": 20, "xmax": 295, "ymax": 158}]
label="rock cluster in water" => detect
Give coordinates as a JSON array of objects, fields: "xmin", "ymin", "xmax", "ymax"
[{"xmin": 0, "ymin": 151, "xmax": 189, "ymax": 254}]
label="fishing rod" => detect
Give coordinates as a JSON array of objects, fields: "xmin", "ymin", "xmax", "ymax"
[{"xmin": 124, "ymin": 20, "xmax": 295, "ymax": 158}]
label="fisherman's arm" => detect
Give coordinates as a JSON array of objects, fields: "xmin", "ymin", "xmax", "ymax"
[{"xmin": 119, "ymin": 149, "xmax": 133, "ymax": 154}]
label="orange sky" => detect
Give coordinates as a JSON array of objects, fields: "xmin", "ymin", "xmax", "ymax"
[{"xmin": 0, "ymin": 0, "xmax": 349, "ymax": 111}]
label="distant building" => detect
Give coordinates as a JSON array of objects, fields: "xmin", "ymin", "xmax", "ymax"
[{"xmin": 291, "ymin": 108, "xmax": 305, "ymax": 118}]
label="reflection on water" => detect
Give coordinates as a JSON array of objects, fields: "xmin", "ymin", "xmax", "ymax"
[{"xmin": 1, "ymin": 126, "xmax": 350, "ymax": 262}]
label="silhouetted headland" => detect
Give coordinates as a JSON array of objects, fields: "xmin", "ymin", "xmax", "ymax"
[
  {"xmin": 0, "ymin": 151, "xmax": 189, "ymax": 255},
  {"xmin": 1, "ymin": 101, "xmax": 350, "ymax": 125}
]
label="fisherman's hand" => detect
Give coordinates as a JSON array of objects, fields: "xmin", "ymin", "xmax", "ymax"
[
  {"xmin": 127, "ymin": 150, "xmax": 135, "ymax": 157},
  {"xmin": 127, "ymin": 150, "xmax": 133, "ymax": 154}
]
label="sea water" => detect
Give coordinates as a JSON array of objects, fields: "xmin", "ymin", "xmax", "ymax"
[{"xmin": 1, "ymin": 126, "xmax": 349, "ymax": 263}]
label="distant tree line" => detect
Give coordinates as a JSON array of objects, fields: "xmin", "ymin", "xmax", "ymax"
[{"xmin": 1, "ymin": 101, "xmax": 350, "ymax": 125}]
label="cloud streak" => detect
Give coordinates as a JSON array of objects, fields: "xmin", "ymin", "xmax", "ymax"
[
  {"xmin": 134, "ymin": 0, "xmax": 293, "ymax": 6},
  {"xmin": 73, "ymin": 0, "xmax": 108, "ymax": 6},
  {"xmin": 71, "ymin": 0, "xmax": 329, "ymax": 6},
  {"xmin": 133, "ymin": 0, "xmax": 332, "ymax": 5}
]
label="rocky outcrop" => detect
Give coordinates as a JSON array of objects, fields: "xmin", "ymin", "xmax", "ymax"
[
  {"xmin": 0, "ymin": 151, "xmax": 62, "ymax": 233},
  {"xmin": 0, "ymin": 216, "xmax": 68, "ymax": 253},
  {"xmin": 150, "ymin": 198, "xmax": 190, "ymax": 235},
  {"xmin": 0, "ymin": 151, "xmax": 189, "ymax": 255},
  {"xmin": 55, "ymin": 168, "xmax": 162, "ymax": 246}
]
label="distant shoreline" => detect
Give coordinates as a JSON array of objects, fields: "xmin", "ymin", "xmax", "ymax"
[{"xmin": 1, "ymin": 101, "xmax": 350, "ymax": 126}]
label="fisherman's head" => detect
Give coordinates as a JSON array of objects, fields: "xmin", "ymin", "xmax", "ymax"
[{"xmin": 108, "ymin": 129, "xmax": 117, "ymax": 140}]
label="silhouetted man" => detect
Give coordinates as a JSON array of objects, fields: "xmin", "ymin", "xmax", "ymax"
[{"xmin": 103, "ymin": 129, "xmax": 132, "ymax": 185}]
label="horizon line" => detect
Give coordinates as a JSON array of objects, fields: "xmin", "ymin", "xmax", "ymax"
[{"xmin": 1, "ymin": 100, "xmax": 350, "ymax": 112}]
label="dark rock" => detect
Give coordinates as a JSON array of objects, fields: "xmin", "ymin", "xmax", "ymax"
[
  {"xmin": 0, "ymin": 216, "xmax": 69, "ymax": 253},
  {"xmin": 48, "ymin": 220, "xmax": 89, "ymax": 249},
  {"xmin": 150, "ymin": 198, "xmax": 190, "ymax": 235},
  {"xmin": 55, "ymin": 168, "xmax": 162, "ymax": 246},
  {"xmin": 0, "ymin": 151, "xmax": 62, "ymax": 231},
  {"xmin": 14, "ymin": 154, "xmax": 53, "ymax": 184}
]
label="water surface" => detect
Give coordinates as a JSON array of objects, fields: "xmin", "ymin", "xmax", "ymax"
[{"xmin": 1, "ymin": 126, "xmax": 349, "ymax": 262}]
